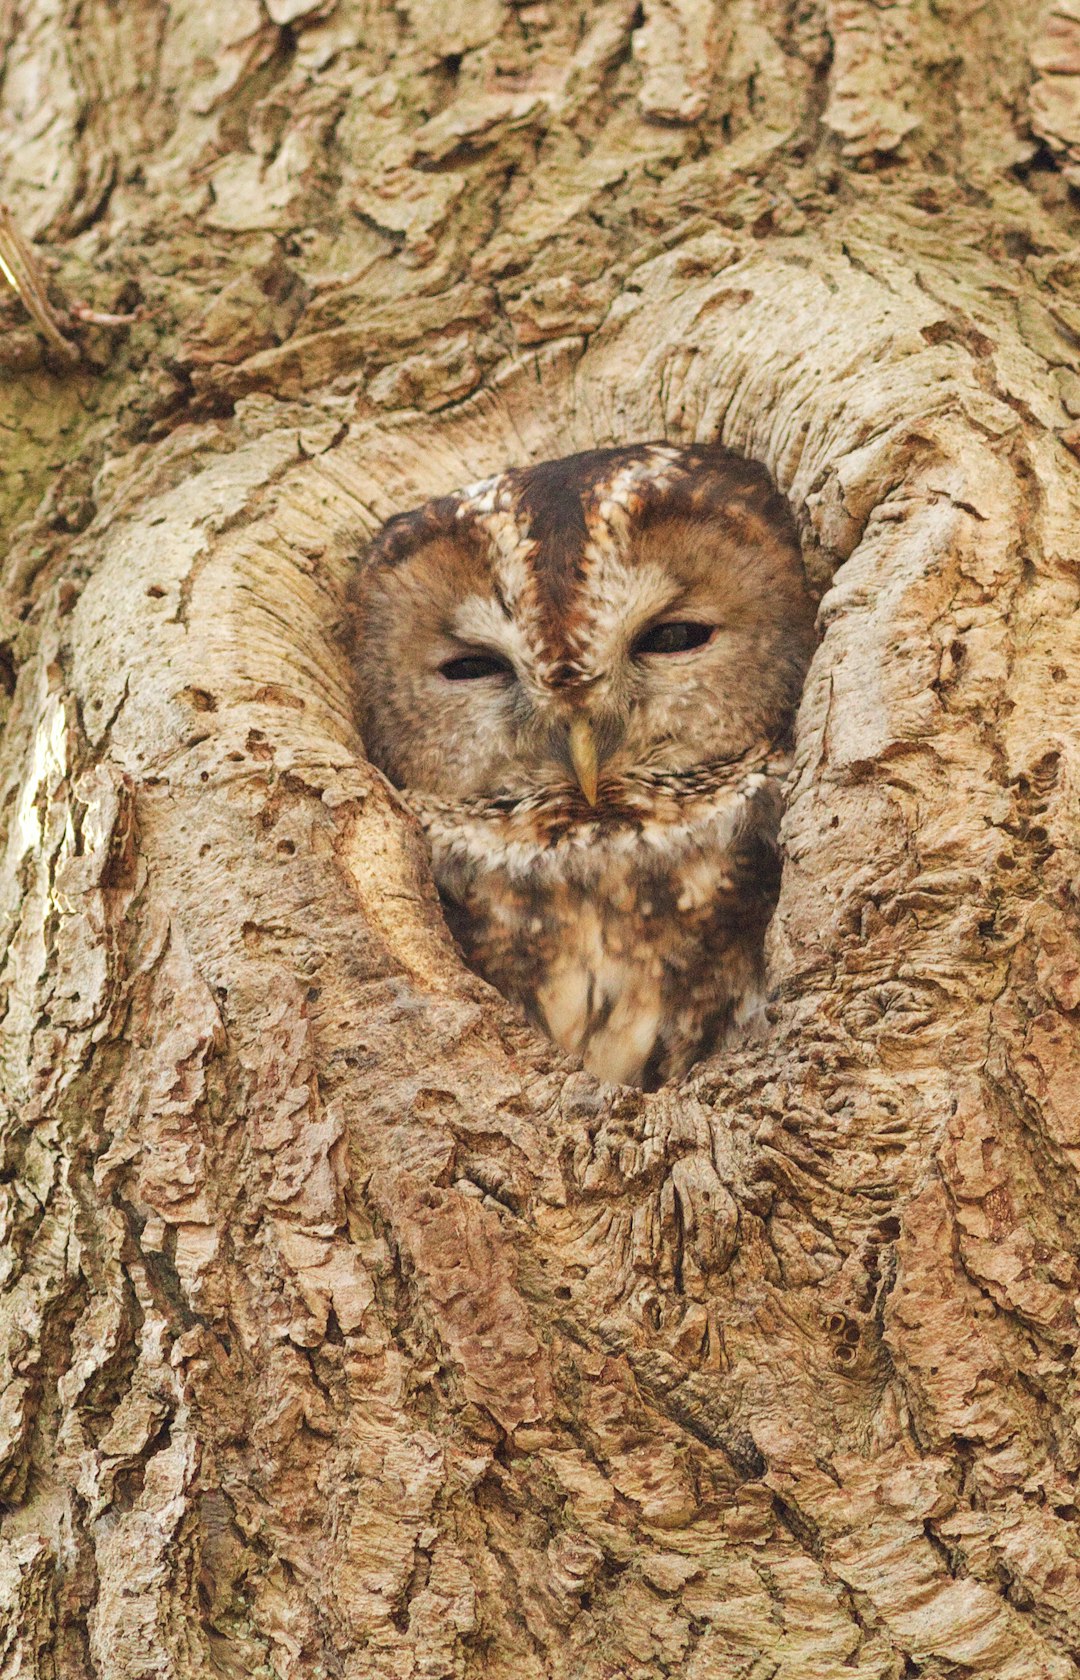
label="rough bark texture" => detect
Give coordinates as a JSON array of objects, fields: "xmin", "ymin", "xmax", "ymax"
[{"xmin": 2, "ymin": 3, "xmax": 1080, "ymax": 1676}]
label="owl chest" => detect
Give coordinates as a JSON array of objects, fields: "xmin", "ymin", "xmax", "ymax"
[{"xmin": 430, "ymin": 825, "xmax": 773, "ymax": 1089}]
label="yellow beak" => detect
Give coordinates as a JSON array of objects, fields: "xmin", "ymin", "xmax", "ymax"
[{"xmin": 568, "ymin": 715, "xmax": 599, "ymax": 805}]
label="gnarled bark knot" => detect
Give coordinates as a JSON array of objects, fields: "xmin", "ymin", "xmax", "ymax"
[{"xmin": 2, "ymin": 224, "xmax": 1078, "ymax": 1677}]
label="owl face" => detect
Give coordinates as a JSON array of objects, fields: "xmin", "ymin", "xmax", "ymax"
[{"xmin": 351, "ymin": 444, "xmax": 815, "ymax": 810}]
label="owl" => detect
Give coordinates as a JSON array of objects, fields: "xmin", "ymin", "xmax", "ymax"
[{"xmin": 349, "ymin": 443, "xmax": 815, "ymax": 1090}]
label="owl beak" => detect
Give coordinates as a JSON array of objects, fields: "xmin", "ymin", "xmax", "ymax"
[{"xmin": 568, "ymin": 715, "xmax": 599, "ymax": 805}]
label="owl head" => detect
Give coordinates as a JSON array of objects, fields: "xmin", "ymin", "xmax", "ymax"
[{"xmin": 349, "ymin": 444, "xmax": 815, "ymax": 808}]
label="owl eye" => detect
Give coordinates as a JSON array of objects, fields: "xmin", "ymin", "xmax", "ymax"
[
  {"xmin": 632, "ymin": 621, "xmax": 715, "ymax": 657},
  {"xmin": 440, "ymin": 651, "xmax": 514, "ymax": 682}
]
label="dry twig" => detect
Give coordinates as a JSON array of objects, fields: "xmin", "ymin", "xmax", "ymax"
[{"xmin": 0, "ymin": 204, "xmax": 80, "ymax": 365}]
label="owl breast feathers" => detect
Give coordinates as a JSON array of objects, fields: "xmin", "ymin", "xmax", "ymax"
[{"xmin": 349, "ymin": 443, "xmax": 815, "ymax": 1089}]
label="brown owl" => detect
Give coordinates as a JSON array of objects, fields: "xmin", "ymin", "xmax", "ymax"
[{"xmin": 349, "ymin": 444, "xmax": 815, "ymax": 1089}]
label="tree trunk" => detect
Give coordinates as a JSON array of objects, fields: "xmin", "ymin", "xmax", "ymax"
[{"xmin": 2, "ymin": 3, "xmax": 1080, "ymax": 1675}]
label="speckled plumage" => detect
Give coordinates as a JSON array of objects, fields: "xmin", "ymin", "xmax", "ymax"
[{"xmin": 349, "ymin": 443, "xmax": 815, "ymax": 1089}]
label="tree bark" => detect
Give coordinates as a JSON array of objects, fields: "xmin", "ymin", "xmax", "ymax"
[{"xmin": 3, "ymin": 2, "xmax": 1080, "ymax": 1676}]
